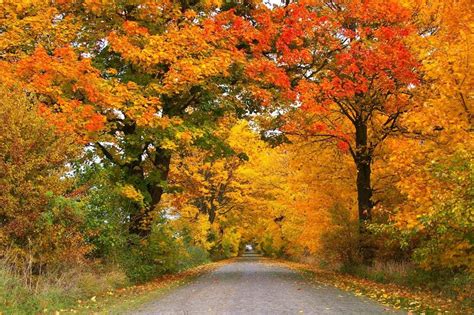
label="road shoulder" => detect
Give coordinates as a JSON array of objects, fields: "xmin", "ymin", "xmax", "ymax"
[
  {"xmin": 70, "ymin": 259, "xmax": 234, "ymax": 314},
  {"xmin": 263, "ymin": 259, "xmax": 470, "ymax": 314}
]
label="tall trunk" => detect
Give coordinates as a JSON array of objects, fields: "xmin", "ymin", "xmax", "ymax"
[
  {"xmin": 354, "ymin": 120, "xmax": 375, "ymax": 262},
  {"xmin": 354, "ymin": 121, "xmax": 373, "ymax": 223},
  {"xmin": 129, "ymin": 148, "xmax": 172, "ymax": 238}
]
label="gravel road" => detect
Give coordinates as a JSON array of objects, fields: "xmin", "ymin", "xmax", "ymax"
[{"xmin": 130, "ymin": 254, "xmax": 404, "ymax": 315}]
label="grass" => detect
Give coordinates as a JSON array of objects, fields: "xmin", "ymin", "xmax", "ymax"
[
  {"xmin": 74, "ymin": 259, "xmax": 232, "ymax": 314},
  {"xmin": 340, "ymin": 260, "xmax": 473, "ymax": 304},
  {"xmin": 0, "ymin": 259, "xmax": 230, "ymax": 315},
  {"xmin": 0, "ymin": 262, "xmax": 128, "ymax": 315},
  {"xmin": 340, "ymin": 260, "xmax": 413, "ymax": 285}
]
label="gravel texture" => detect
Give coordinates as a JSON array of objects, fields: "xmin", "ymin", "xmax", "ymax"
[{"xmin": 130, "ymin": 254, "xmax": 404, "ymax": 315}]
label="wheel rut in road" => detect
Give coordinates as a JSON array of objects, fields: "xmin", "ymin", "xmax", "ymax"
[{"xmin": 130, "ymin": 254, "xmax": 403, "ymax": 315}]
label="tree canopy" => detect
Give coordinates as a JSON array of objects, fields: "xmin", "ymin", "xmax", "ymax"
[{"xmin": 0, "ymin": 1, "xmax": 472, "ymax": 308}]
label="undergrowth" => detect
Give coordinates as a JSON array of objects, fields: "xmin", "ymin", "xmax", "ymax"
[
  {"xmin": 0, "ymin": 261, "xmax": 127, "ymax": 315},
  {"xmin": 339, "ymin": 260, "xmax": 473, "ymax": 311}
]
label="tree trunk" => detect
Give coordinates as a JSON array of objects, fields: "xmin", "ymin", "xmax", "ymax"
[
  {"xmin": 354, "ymin": 121, "xmax": 373, "ymax": 223},
  {"xmin": 209, "ymin": 205, "xmax": 216, "ymax": 224},
  {"xmin": 354, "ymin": 120, "xmax": 375, "ymax": 262},
  {"xmin": 356, "ymin": 159, "xmax": 373, "ymax": 223},
  {"xmin": 150, "ymin": 148, "xmax": 172, "ymax": 208},
  {"xmin": 129, "ymin": 148, "xmax": 172, "ymax": 238}
]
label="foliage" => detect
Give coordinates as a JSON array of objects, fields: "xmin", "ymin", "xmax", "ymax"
[
  {"xmin": 0, "ymin": 0, "xmax": 472, "ymax": 312},
  {"xmin": 0, "ymin": 86, "xmax": 88, "ymax": 272},
  {"xmin": 0, "ymin": 0, "xmax": 260, "ymax": 238},
  {"xmin": 320, "ymin": 204, "xmax": 360, "ymax": 266},
  {"xmin": 374, "ymin": 0, "xmax": 474, "ymax": 272},
  {"xmin": 235, "ymin": 0, "xmax": 420, "ymax": 230},
  {"xmin": 410, "ymin": 153, "xmax": 473, "ymax": 271},
  {"xmin": 120, "ymin": 216, "xmax": 210, "ymax": 283},
  {"xmin": 375, "ymin": 151, "xmax": 474, "ymax": 272},
  {"xmin": 79, "ymin": 164, "xmax": 130, "ymax": 261}
]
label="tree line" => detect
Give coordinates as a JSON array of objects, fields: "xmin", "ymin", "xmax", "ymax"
[{"xmin": 0, "ymin": 0, "xmax": 472, "ymax": 311}]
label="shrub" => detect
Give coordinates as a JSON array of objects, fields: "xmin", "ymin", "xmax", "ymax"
[
  {"xmin": 209, "ymin": 227, "xmax": 242, "ymax": 259},
  {"xmin": 182, "ymin": 245, "xmax": 210, "ymax": 269},
  {"xmin": 370, "ymin": 151, "xmax": 474, "ymax": 274},
  {"xmin": 80, "ymin": 165, "xmax": 130, "ymax": 262},
  {"xmin": 260, "ymin": 232, "xmax": 284, "ymax": 258},
  {"xmin": 118, "ymin": 216, "xmax": 211, "ymax": 283},
  {"xmin": 410, "ymin": 152, "xmax": 474, "ymax": 272},
  {"xmin": 320, "ymin": 203, "xmax": 360, "ymax": 266},
  {"xmin": 0, "ymin": 86, "xmax": 88, "ymax": 275}
]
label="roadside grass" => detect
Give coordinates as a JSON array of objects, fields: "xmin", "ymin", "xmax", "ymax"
[
  {"xmin": 340, "ymin": 261, "xmax": 473, "ymax": 306},
  {"xmin": 73, "ymin": 259, "xmax": 232, "ymax": 314},
  {"xmin": 264, "ymin": 259, "xmax": 473, "ymax": 314},
  {"xmin": 0, "ymin": 260, "xmax": 231, "ymax": 315},
  {"xmin": 0, "ymin": 262, "xmax": 128, "ymax": 315}
]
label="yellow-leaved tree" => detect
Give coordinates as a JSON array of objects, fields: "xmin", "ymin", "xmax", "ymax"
[{"xmin": 375, "ymin": 0, "xmax": 473, "ymax": 271}]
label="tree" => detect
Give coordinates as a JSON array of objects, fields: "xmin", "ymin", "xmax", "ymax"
[
  {"xmin": 378, "ymin": 0, "xmax": 474, "ymax": 271},
  {"xmin": 163, "ymin": 120, "xmax": 258, "ymax": 256},
  {"xmin": 1, "ymin": 0, "xmax": 257, "ymax": 238},
  {"xmin": 0, "ymin": 86, "xmax": 88, "ymax": 272},
  {"xmin": 239, "ymin": 0, "xmax": 419, "ymax": 237}
]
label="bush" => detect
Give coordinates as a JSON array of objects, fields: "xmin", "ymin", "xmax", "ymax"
[
  {"xmin": 320, "ymin": 203, "xmax": 360, "ymax": 266},
  {"xmin": 259, "ymin": 232, "xmax": 284, "ymax": 258},
  {"xmin": 119, "ymin": 217, "xmax": 210, "ymax": 283},
  {"xmin": 209, "ymin": 227, "xmax": 242, "ymax": 259},
  {"xmin": 119, "ymin": 223, "xmax": 183, "ymax": 283},
  {"xmin": 182, "ymin": 245, "xmax": 210, "ymax": 269},
  {"xmin": 410, "ymin": 152, "xmax": 474, "ymax": 272},
  {"xmin": 367, "ymin": 151, "xmax": 473, "ymax": 281},
  {"xmin": 220, "ymin": 228, "xmax": 242, "ymax": 258},
  {"xmin": 0, "ymin": 86, "xmax": 88, "ymax": 274},
  {"xmin": 80, "ymin": 164, "xmax": 130, "ymax": 262}
]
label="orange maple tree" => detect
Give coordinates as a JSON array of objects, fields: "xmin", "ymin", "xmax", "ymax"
[{"xmin": 231, "ymin": 0, "xmax": 420, "ymax": 245}]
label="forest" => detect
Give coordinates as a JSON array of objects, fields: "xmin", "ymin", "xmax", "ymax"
[{"xmin": 0, "ymin": 0, "xmax": 472, "ymax": 313}]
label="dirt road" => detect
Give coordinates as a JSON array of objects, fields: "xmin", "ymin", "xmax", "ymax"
[{"xmin": 130, "ymin": 254, "xmax": 403, "ymax": 315}]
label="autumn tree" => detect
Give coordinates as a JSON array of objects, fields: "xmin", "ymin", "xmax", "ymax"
[
  {"xmin": 163, "ymin": 120, "xmax": 262, "ymax": 257},
  {"xmin": 377, "ymin": 0, "xmax": 474, "ymax": 271},
  {"xmin": 1, "ymin": 0, "xmax": 261, "ymax": 238},
  {"xmin": 237, "ymin": 0, "xmax": 419, "ymax": 240},
  {"xmin": 236, "ymin": 134, "xmax": 360, "ymax": 261},
  {"xmin": 0, "ymin": 86, "xmax": 88, "ymax": 273},
  {"xmin": 168, "ymin": 135, "xmax": 248, "ymax": 224}
]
